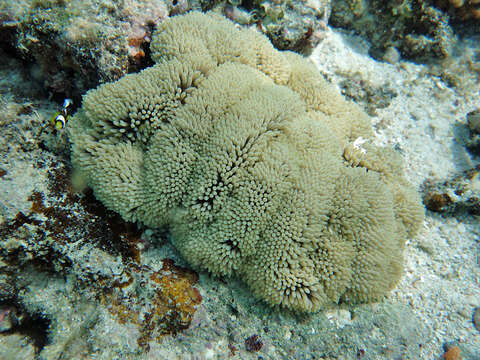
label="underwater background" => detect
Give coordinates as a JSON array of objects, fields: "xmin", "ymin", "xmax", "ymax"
[{"xmin": 0, "ymin": 0, "xmax": 479, "ymax": 359}]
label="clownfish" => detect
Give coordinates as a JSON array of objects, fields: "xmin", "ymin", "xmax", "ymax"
[{"xmin": 50, "ymin": 98, "xmax": 73, "ymax": 131}]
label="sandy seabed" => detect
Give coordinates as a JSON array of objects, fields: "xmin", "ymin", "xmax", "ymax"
[{"xmin": 311, "ymin": 29, "xmax": 480, "ymax": 359}]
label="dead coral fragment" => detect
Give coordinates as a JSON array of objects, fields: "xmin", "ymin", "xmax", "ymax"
[
  {"xmin": 442, "ymin": 345, "xmax": 461, "ymax": 360},
  {"xmin": 331, "ymin": 0, "xmax": 454, "ymax": 61},
  {"xmin": 423, "ymin": 192, "xmax": 454, "ymax": 212},
  {"xmin": 436, "ymin": 0, "xmax": 480, "ymax": 20},
  {"xmin": 69, "ymin": 12, "xmax": 423, "ymax": 312},
  {"xmin": 422, "ymin": 165, "xmax": 480, "ymax": 216}
]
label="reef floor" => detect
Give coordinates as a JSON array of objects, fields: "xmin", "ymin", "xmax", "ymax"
[{"xmin": 0, "ymin": 8, "xmax": 479, "ymax": 360}]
